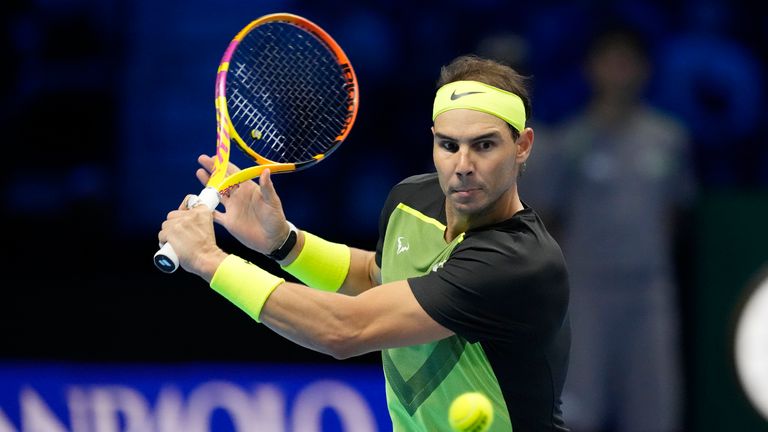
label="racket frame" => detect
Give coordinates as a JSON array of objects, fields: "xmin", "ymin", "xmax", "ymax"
[
  {"xmin": 154, "ymin": 13, "xmax": 358, "ymax": 273},
  {"xmin": 210, "ymin": 12, "xmax": 359, "ymax": 195}
]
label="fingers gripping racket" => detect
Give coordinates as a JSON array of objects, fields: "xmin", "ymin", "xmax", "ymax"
[{"xmin": 154, "ymin": 13, "xmax": 358, "ymax": 273}]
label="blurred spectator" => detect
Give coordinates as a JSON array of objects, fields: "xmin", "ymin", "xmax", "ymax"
[{"xmin": 523, "ymin": 27, "xmax": 697, "ymax": 432}]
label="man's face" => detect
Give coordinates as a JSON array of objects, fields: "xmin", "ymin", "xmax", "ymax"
[
  {"xmin": 588, "ymin": 38, "xmax": 648, "ymax": 100},
  {"xmin": 432, "ymin": 109, "xmax": 523, "ymax": 219}
]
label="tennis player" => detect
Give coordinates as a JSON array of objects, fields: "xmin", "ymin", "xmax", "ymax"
[{"xmin": 158, "ymin": 54, "xmax": 570, "ymax": 431}]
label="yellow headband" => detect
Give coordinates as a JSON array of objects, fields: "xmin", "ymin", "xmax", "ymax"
[{"xmin": 432, "ymin": 80, "xmax": 526, "ymax": 132}]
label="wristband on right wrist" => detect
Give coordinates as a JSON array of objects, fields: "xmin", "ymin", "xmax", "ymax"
[
  {"xmin": 281, "ymin": 231, "xmax": 351, "ymax": 292},
  {"xmin": 210, "ymin": 254, "xmax": 285, "ymax": 323}
]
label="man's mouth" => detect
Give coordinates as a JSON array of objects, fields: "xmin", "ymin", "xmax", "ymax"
[
  {"xmin": 450, "ymin": 186, "xmax": 482, "ymax": 197},
  {"xmin": 450, "ymin": 184, "xmax": 481, "ymax": 192}
]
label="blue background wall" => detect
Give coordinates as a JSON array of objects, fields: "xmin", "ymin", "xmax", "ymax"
[{"xmin": 2, "ymin": 0, "xmax": 768, "ymax": 430}]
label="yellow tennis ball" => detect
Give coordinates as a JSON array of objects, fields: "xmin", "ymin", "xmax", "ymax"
[{"xmin": 448, "ymin": 392, "xmax": 494, "ymax": 432}]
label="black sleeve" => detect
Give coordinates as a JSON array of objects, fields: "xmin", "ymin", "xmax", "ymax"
[
  {"xmin": 375, "ymin": 187, "xmax": 399, "ymax": 268},
  {"xmin": 408, "ymin": 231, "xmax": 569, "ymax": 345}
]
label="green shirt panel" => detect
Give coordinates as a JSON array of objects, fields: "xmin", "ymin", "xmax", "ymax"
[{"xmin": 380, "ymin": 203, "xmax": 513, "ymax": 431}]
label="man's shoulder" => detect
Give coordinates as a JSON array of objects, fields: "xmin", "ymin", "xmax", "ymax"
[
  {"xmin": 462, "ymin": 210, "xmax": 567, "ymax": 272},
  {"xmin": 382, "ymin": 172, "xmax": 444, "ymax": 223},
  {"xmin": 636, "ymin": 106, "xmax": 690, "ymax": 146},
  {"xmin": 394, "ymin": 172, "xmax": 439, "ymax": 189},
  {"xmin": 387, "ymin": 172, "xmax": 441, "ymax": 206}
]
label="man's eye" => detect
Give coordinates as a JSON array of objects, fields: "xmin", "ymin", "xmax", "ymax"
[
  {"xmin": 477, "ymin": 141, "xmax": 494, "ymax": 150},
  {"xmin": 441, "ymin": 141, "xmax": 459, "ymax": 152}
]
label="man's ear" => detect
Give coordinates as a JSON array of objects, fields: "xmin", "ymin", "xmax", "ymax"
[{"xmin": 516, "ymin": 127, "xmax": 534, "ymax": 164}]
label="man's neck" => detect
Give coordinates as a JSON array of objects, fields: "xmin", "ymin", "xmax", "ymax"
[{"xmin": 444, "ymin": 192, "xmax": 523, "ymax": 242}]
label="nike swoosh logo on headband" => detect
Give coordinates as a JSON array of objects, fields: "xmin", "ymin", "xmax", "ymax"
[{"xmin": 450, "ymin": 90, "xmax": 484, "ymax": 100}]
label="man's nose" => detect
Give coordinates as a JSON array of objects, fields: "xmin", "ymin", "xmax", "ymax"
[{"xmin": 455, "ymin": 148, "xmax": 474, "ymax": 178}]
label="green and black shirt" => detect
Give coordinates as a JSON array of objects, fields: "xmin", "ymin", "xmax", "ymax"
[{"xmin": 375, "ymin": 173, "xmax": 570, "ymax": 432}]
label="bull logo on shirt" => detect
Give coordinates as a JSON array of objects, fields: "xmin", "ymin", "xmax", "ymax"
[{"xmin": 396, "ymin": 236, "xmax": 410, "ymax": 255}]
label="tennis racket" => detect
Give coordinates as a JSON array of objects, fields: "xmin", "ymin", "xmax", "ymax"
[{"xmin": 154, "ymin": 13, "xmax": 358, "ymax": 273}]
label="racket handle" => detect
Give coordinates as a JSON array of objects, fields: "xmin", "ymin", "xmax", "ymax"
[
  {"xmin": 154, "ymin": 242, "xmax": 180, "ymax": 273},
  {"xmin": 154, "ymin": 187, "xmax": 221, "ymax": 273}
]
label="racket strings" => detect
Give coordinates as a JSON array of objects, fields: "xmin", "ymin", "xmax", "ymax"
[{"xmin": 227, "ymin": 21, "xmax": 353, "ymax": 164}]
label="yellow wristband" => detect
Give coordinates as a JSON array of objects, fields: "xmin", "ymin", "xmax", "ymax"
[
  {"xmin": 281, "ymin": 231, "xmax": 350, "ymax": 292},
  {"xmin": 210, "ymin": 255, "xmax": 285, "ymax": 323}
]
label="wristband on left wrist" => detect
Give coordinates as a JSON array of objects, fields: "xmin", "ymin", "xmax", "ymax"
[{"xmin": 267, "ymin": 221, "xmax": 298, "ymax": 261}]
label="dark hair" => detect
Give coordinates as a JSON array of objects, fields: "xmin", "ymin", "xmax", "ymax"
[{"xmin": 436, "ymin": 54, "xmax": 532, "ymax": 138}]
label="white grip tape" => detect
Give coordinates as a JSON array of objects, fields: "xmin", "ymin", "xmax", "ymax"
[{"xmin": 154, "ymin": 187, "xmax": 221, "ymax": 273}]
